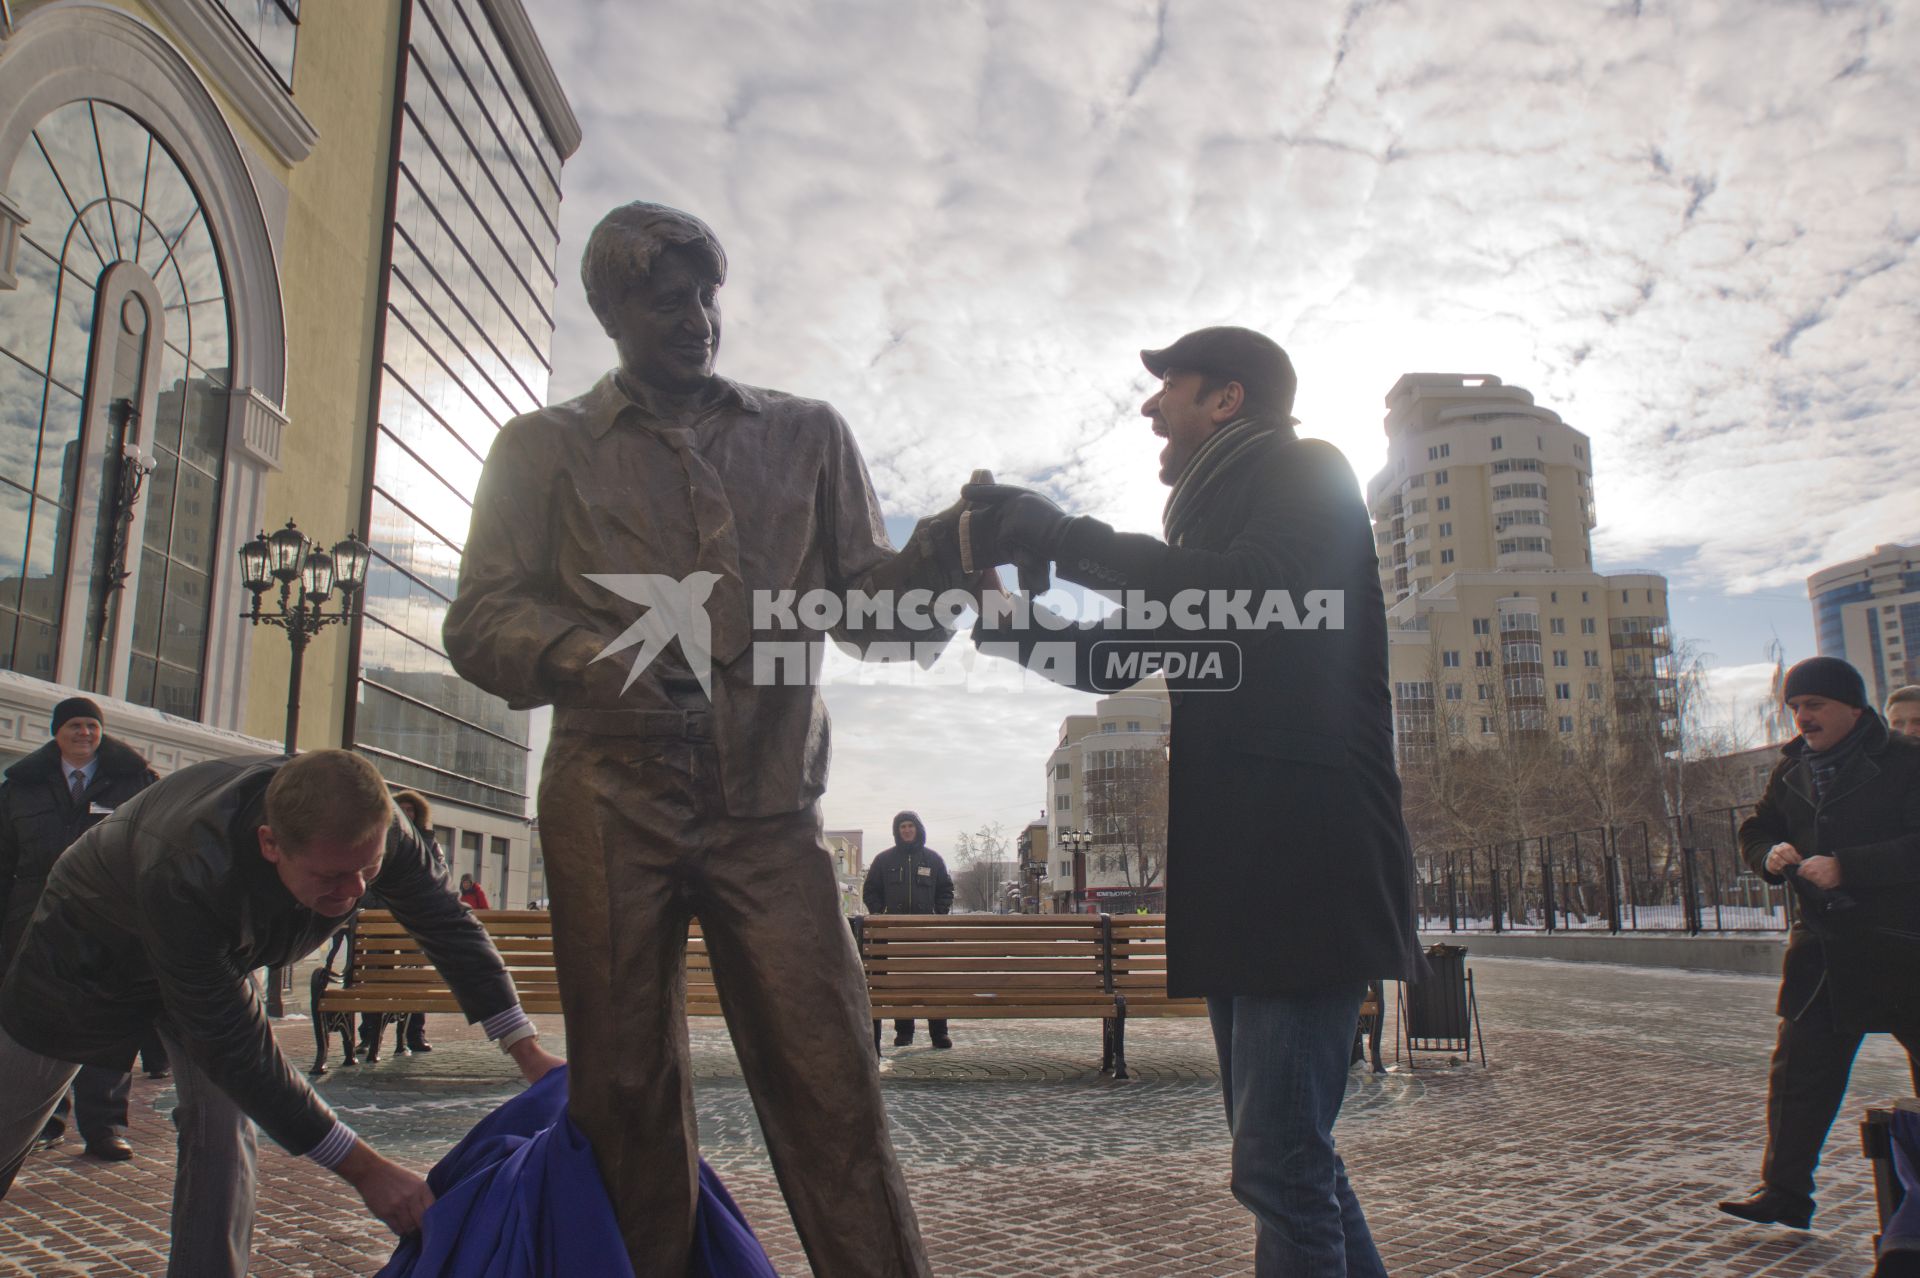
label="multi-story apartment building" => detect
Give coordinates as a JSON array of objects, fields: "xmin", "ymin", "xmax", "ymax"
[
  {"xmin": 1044, "ymin": 678, "xmax": 1169, "ymax": 912},
  {"xmin": 0, "ymin": 0, "xmax": 575, "ymax": 906},
  {"xmin": 1365, "ymin": 375, "xmax": 1674, "ymax": 761},
  {"xmin": 1808, "ymin": 542, "xmax": 1920, "ymax": 710}
]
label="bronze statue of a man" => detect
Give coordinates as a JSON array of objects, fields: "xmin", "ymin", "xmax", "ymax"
[{"xmin": 446, "ymin": 204, "xmax": 959, "ymax": 1276}]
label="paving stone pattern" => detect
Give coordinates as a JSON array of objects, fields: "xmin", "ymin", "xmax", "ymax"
[{"xmin": 1, "ymin": 957, "xmax": 1912, "ymax": 1276}]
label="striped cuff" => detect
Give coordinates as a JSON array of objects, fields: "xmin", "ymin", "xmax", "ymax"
[
  {"xmin": 305, "ymin": 1120, "xmax": 357, "ymax": 1170},
  {"xmin": 482, "ymin": 1005, "xmax": 535, "ymax": 1051}
]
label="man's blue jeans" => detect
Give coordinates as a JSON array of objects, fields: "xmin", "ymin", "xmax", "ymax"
[{"xmin": 1208, "ymin": 988, "xmax": 1387, "ymax": 1277}]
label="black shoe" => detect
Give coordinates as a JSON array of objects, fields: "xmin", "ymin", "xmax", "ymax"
[
  {"xmin": 931, "ymin": 1034, "xmax": 953, "ymax": 1049},
  {"xmin": 893, "ymin": 1033, "xmax": 914, "ymax": 1047},
  {"xmin": 407, "ymin": 1041, "xmax": 432, "ymax": 1053},
  {"xmin": 84, "ymin": 1136, "xmax": 134, "ymax": 1162},
  {"xmin": 1717, "ymin": 1188, "xmax": 1813, "ymax": 1230},
  {"xmin": 28, "ymin": 1133, "xmax": 61, "ymax": 1153},
  {"xmin": 145, "ymin": 1067, "xmax": 171, "ymax": 1080}
]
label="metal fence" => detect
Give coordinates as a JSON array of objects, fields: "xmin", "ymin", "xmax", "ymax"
[{"xmin": 1414, "ymin": 807, "xmax": 1795, "ymax": 935}]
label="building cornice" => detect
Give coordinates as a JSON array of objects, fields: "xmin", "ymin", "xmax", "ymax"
[
  {"xmin": 477, "ymin": 0, "xmax": 579, "ymax": 159},
  {"xmin": 143, "ymin": 0, "xmax": 317, "ymax": 165}
]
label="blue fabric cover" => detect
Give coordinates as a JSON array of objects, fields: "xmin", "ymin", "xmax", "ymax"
[
  {"xmin": 379, "ymin": 1066, "xmax": 777, "ymax": 1277},
  {"xmin": 1885, "ymin": 1107, "xmax": 1920, "ymax": 1258}
]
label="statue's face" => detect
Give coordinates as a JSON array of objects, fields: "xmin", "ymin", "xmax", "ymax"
[{"xmin": 612, "ymin": 243, "xmax": 722, "ymax": 392}]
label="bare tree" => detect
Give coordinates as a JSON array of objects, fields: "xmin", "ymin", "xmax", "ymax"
[
  {"xmin": 950, "ymin": 824, "xmax": 1011, "ymax": 912},
  {"xmin": 1083, "ymin": 739, "xmax": 1169, "ymax": 890}
]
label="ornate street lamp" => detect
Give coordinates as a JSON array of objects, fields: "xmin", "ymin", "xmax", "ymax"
[
  {"xmin": 240, "ymin": 518, "xmax": 369, "ymax": 1018},
  {"xmin": 1059, "ymin": 828, "xmax": 1094, "ymax": 912},
  {"xmin": 239, "ymin": 518, "xmax": 372, "ymax": 754}
]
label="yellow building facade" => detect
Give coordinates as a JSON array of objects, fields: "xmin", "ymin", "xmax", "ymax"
[{"xmin": 0, "ymin": 1, "xmax": 576, "ymax": 905}]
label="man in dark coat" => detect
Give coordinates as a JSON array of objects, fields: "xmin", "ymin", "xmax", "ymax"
[
  {"xmin": 0, "ymin": 749, "xmax": 563, "ymax": 1278},
  {"xmin": 0, "ymin": 696, "xmax": 158, "ymax": 1160},
  {"xmin": 1719, "ymin": 656, "xmax": 1920, "ymax": 1231},
  {"xmin": 862, "ymin": 811, "xmax": 956, "ymax": 1048},
  {"xmin": 964, "ymin": 327, "xmax": 1420, "ymax": 1276}
]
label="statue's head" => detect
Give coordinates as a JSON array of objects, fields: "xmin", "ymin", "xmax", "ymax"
[{"xmin": 582, "ymin": 203, "xmax": 729, "ymax": 393}]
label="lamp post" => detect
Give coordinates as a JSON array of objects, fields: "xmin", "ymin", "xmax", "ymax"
[
  {"xmin": 238, "ymin": 519, "xmax": 370, "ymax": 1018},
  {"xmin": 1060, "ymin": 828, "xmax": 1093, "ymax": 912},
  {"xmin": 238, "ymin": 519, "xmax": 371, "ymax": 753}
]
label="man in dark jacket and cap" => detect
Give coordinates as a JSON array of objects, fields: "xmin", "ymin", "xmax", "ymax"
[
  {"xmin": 863, "ymin": 811, "xmax": 955, "ymax": 1047},
  {"xmin": 0, "ymin": 749, "xmax": 563, "ymax": 1278},
  {"xmin": 963, "ymin": 327, "xmax": 1420, "ymax": 1277},
  {"xmin": 0, "ymin": 697, "xmax": 158, "ymax": 1160},
  {"xmin": 1719, "ymin": 656, "xmax": 1920, "ymax": 1231}
]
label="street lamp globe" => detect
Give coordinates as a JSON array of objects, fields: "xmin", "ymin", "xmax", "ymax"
[
  {"xmin": 331, "ymin": 534, "xmax": 371, "ymax": 592},
  {"xmin": 266, "ymin": 520, "xmax": 307, "ymax": 582},
  {"xmin": 300, "ymin": 547, "xmax": 336, "ymax": 601},
  {"xmin": 239, "ymin": 532, "xmax": 273, "ymax": 594}
]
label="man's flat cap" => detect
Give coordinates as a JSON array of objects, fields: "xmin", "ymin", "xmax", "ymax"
[{"xmin": 1141, "ymin": 326, "xmax": 1297, "ymax": 418}]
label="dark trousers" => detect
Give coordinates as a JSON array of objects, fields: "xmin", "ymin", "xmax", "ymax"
[
  {"xmin": 1761, "ymin": 1013, "xmax": 1920, "ymax": 1202},
  {"xmin": 47, "ymin": 1064, "xmax": 132, "ymax": 1142},
  {"xmin": 889, "ymin": 1019, "xmax": 948, "ymax": 1041},
  {"xmin": 539, "ymin": 735, "xmax": 930, "ymax": 1278},
  {"xmin": 357, "ymin": 1011, "xmax": 429, "ymax": 1056}
]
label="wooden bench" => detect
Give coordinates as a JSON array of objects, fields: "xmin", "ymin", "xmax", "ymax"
[
  {"xmin": 309, "ymin": 910, "xmax": 721, "ymax": 1075},
  {"xmin": 312, "ymin": 911, "xmax": 1381, "ymax": 1080},
  {"xmin": 856, "ymin": 914, "xmax": 1128, "ymax": 1074}
]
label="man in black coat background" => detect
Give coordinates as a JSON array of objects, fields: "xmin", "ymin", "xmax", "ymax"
[
  {"xmin": 965, "ymin": 327, "xmax": 1421, "ymax": 1277},
  {"xmin": 0, "ymin": 697, "xmax": 158, "ymax": 1160},
  {"xmin": 862, "ymin": 811, "xmax": 956, "ymax": 1048},
  {"xmin": 1719, "ymin": 656, "xmax": 1920, "ymax": 1231}
]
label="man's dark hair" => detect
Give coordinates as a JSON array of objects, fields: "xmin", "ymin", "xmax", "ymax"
[{"xmin": 581, "ymin": 202, "xmax": 727, "ymax": 331}]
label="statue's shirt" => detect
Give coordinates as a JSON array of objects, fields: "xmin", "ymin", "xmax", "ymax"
[{"xmin": 444, "ymin": 372, "xmax": 946, "ymax": 817}]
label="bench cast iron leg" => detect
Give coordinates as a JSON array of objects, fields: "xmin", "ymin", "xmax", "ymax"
[
  {"xmin": 1111, "ymin": 997, "xmax": 1129, "ymax": 1081},
  {"xmin": 872, "ymin": 1018, "xmax": 882, "ymax": 1059},
  {"xmin": 1101, "ymin": 1018, "xmax": 1113, "ymax": 1075}
]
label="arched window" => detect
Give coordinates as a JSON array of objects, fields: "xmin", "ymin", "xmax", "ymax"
[{"xmin": 0, "ymin": 99, "xmax": 231, "ymax": 716}]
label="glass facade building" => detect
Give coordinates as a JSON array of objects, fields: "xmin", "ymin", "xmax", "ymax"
[
  {"xmin": 351, "ymin": 0, "xmax": 565, "ymax": 818},
  {"xmin": 0, "ymin": 99, "xmax": 231, "ymax": 717},
  {"xmin": 1808, "ymin": 545, "xmax": 1920, "ymax": 709}
]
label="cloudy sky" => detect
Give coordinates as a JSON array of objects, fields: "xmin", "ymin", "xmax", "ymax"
[{"xmin": 518, "ymin": 0, "xmax": 1920, "ymax": 849}]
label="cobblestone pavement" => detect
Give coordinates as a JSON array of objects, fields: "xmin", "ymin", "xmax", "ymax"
[{"xmin": 2, "ymin": 956, "xmax": 1913, "ymax": 1276}]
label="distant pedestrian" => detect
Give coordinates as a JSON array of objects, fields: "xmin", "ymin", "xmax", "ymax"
[
  {"xmin": 0, "ymin": 697, "xmax": 158, "ymax": 1161},
  {"xmin": 459, "ymin": 874, "xmax": 490, "ymax": 911},
  {"xmin": 863, "ymin": 812, "xmax": 955, "ymax": 1049},
  {"xmin": 1888, "ymin": 685, "xmax": 1920, "ymax": 738},
  {"xmin": 1719, "ymin": 657, "xmax": 1920, "ymax": 1232}
]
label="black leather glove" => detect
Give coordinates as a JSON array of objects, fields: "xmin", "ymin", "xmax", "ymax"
[{"xmin": 960, "ymin": 484, "xmax": 1074, "ymax": 588}]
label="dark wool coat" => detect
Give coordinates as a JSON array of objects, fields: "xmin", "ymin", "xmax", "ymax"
[
  {"xmin": 1740, "ymin": 711, "xmax": 1920, "ymax": 1034},
  {"xmin": 863, "ymin": 810, "xmax": 955, "ymax": 916},
  {"xmin": 980, "ymin": 429, "xmax": 1424, "ymax": 997},
  {"xmin": 0, "ymin": 736, "xmax": 157, "ymax": 964}
]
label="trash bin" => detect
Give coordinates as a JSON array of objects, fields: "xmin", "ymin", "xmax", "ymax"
[{"xmin": 1400, "ymin": 943, "xmax": 1484, "ymax": 1066}]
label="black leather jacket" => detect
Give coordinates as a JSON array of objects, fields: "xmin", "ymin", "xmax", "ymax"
[
  {"xmin": 0, "ymin": 737, "xmax": 157, "ymax": 964},
  {"xmin": 0, "ymin": 754, "xmax": 522, "ymax": 1156}
]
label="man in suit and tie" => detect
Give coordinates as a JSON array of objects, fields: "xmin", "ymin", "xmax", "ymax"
[{"xmin": 0, "ymin": 697, "xmax": 158, "ymax": 1160}]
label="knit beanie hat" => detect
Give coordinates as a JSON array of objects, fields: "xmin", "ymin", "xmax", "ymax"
[
  {"xmin": 50, "ymin": 697, "xmax": 105, "ymax": 733},
  {"xmin": 1782, "ymin": 657, "xmax": 1867, "ymax": 708}
]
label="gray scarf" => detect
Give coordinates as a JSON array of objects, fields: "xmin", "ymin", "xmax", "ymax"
[
  {"xmin": 1806, "ymin": 712, "xmax": 1871, "ymax": 802},
  {"xmin": 1162, "ymin": 415, "xmax": 1295, "ymax": 547}
]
